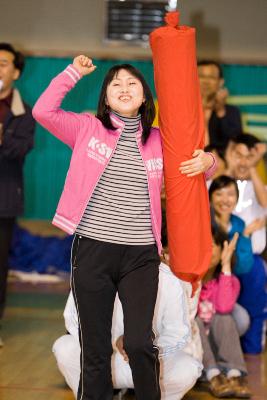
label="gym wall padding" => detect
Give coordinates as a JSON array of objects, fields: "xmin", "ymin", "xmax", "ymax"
[{"xmin": 16, "ymin": 57, "xmax": 267, "ymax": 220}]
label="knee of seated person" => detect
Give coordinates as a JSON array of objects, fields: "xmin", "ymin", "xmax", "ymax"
[
  {"xmin": 163, "ymin": 357, "xmax": 200, "ymax": 391},
  {"xmin": 52, "ymin": 334, "xmax": 79, "ymax": 363},
  {"xmin": 232, "ymin": 305, "xmax": 250, "ymax": 336},
  {"xmin": 213, "ymin": 313, "xmax": 236, "ymax": 329}
]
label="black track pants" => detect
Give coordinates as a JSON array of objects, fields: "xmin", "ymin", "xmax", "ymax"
[
  {"xmin": 71, "ymin": 235, "xmax": 161, "ymax": 400},
  {"xmin": 0, "ymin": 217, "xmax": 15, "ymax": 319}
]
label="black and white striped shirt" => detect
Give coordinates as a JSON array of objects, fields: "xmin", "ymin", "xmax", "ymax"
[{"xmin": 75, "ymin": 113, "xmax": 155, "ymax": 245}]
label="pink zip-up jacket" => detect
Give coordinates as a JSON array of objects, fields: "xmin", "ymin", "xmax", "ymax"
[
  {"xmin": 32, "ymin": 64, "xmax": 217, "ymax": 255},
  {"xmin": 198, "ymin": 273, "xmax": 240, "ymax": 319},
  {"xmin": 32, "ymin": 65, "xmax": 164, "ymax": 253}
]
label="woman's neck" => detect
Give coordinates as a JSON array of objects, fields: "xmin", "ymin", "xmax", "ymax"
[{"xmin": 215, "ymin": 212, "xmax": 230, "ymax": 232}]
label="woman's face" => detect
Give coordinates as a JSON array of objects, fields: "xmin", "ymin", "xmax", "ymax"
[
  {"xmin": 106, "ymin": 68, "xmax": 145, "ymax": 117},
  {"xmin": 211, "ymin": 183, "xmax": 238, "ymax": 217}
]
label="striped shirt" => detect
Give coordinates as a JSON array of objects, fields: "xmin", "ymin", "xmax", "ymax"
[{"xmin": 75, "ymin": 113, "xmax": 155, "ymax": 245}]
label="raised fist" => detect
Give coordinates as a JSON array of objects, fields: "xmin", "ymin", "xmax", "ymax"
[{"xmin": 73, "ymin": 55, "xmax": 96, "ymax": 77}]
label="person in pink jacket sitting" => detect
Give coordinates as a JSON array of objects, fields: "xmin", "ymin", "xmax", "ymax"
[
  {"xmin": 32, "ymin": 55, "xmax": 216, "ymax": 400},
  {"xmin": 196, "ymin": 228, "xmax": 251, "ymax": 399}
]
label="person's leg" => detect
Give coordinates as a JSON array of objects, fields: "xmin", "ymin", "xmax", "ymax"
[
  {"xmin": 71, "ymin": 236, "xmax": 118, "ymax": 400},
  {"xmin": 118, "ymin": 244, "xmax": 160, "ymax": 400},
  {"xmin": 52, "ymin": 334, "xmax": 81, "ymax": 397},
  {"xmin": 209, "ymin": 314, "xmax": 247, "ymax": 374},
  {"xmin": 232, "ymin": 303, "xmax": 250, "ymax": 336},
  {"xmin": 111, "ymin": 352, "xmax": 134, "ymax": 390},
  {"xmin": 196, "ymin": 317, "xmax": 217, "ymax": 371},
  {"xmin": 160, "ymin": 350, "xmax": 202, "ymax": 400},
  {"xmin": 0, "ymin": 217, "xmax": 15, "ymax": 319},
  {"xmin": 196, "ymin": 317, "xmax": 234, "ymax": 398}
]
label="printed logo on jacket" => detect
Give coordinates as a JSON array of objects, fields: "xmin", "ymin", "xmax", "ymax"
[
  {"xmin": 146, "ymin": 158, "xmax": 163, "ymax": 178},
  {"xmin": 87, "ymin": 137, "xmax": 112, "ymax": 164}
]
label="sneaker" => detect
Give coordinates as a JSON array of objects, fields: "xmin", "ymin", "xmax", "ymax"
[
  {"xmin": 209, "ymin": 373, "xmax": 234, "ymax": 398},
  {"xmin": 228, "ymin": 376, "xmax": 252, "ymax": 398}
]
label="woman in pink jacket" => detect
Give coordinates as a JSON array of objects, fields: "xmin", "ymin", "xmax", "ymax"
[
  {"xmin": 197, "ymin": 229, "xmax": 251, "ymax": 399},
  {"xmin": 33, "ymin": 56, "xmax": 215, "ymax": 400}
]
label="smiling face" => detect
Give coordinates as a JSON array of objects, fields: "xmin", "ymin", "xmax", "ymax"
[
  {"xmin": 105, "ymin": 68, "xmax": 145, "ymax": 117},
  {"xmin": 0, "ymin": 50, "xmax": 20, "ymax": 96},
  {"xmin": 211, "ymin": 183, "xmax": 238, "ymax": 217},
  {"xmin": 231, "ymin": 144, "xmax": 253, "ymax": 180}
]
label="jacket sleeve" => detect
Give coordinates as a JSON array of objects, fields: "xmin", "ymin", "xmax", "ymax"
[
  {"xmin": 229, "ymin": 215, "xmax": 254, "ymax": 275},
  {"xmin": 157, "ymin": 276, "xmax": 191, "ymax": 356},
  {"xmin": 204, "ymin": 152, "xmax": 217, "ymax": 180},
  {"xmin": 0, "ymin": 109, "xmax": 35, "ymax": 161},
  {"xmin": 215, "ymin": 273, "xmax": 240, "ymax": 314},
  {"xmin": 233, "ymin": 234, "xmax": 254, "ymax": 275},
  {"xmin": 32, "ymin": 64, "xmax": 94, "ymax": 149}
]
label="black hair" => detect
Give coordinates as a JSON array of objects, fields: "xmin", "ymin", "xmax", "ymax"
[
  {"xmin": 197, "ymin": 59, "xmax": 224, "ymax": 79},
  {"xmin": 0, "ymin": 43, "xmax": 25, "ymax": 74},
  {"xmin": 161, "ymin": 208, "xmax": 168, "ymax": 248},
  {"xmin": 211, "ymin": 225, "xmax": 230, "ymax": 279},
  {"xmin": 232, "ymin": 133, "xmax": 260, "ymax": 149},
  {"xmin": 209, "ymin": 175, "xmax": 239, "ymax": 201},
  {"xmin": 96, "ymin": 64, "xmax": 156, "ymax": 144}
]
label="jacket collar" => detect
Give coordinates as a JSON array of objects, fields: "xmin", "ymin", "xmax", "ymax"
[{"xmin": 10, "ymin": 89, "xmax": 25, "ymax": 117}]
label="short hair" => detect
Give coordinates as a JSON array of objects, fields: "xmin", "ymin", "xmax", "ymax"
[
  {"xmin": 197, "ymin": 59, "xmax": 223, "ymax": 79},
  {"xmin": 0, "ymin": 43, "xmax": 25, "ymax": 74},
  {"xmin": 209, "ymin": 175, "xmax": 239, "ymax": 200},
  {"xmin": 232, "ymin": 133, "xmax": 260, "ymax": 149},
  {"xmin": 96, "ymin": 64, "xmax": 155, "ymax": 144}
]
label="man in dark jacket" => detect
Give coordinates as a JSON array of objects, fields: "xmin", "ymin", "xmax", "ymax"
[
  {"xmin": 0, "ymin": 43, "xmax": 35, "ymax": 344},
  {"xmin": 198, "ymin": 60, "xmax": 242, "ymax": 149}
]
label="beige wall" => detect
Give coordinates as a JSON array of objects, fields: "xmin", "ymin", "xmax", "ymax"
[{"xmin": 1, "ymin": 0, "xmax": 266, "ymax": 63}]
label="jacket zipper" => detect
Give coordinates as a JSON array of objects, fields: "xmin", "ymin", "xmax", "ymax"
[{"xmin": 136, "ymin": 134, "xmax": 161, "ymax": 253}]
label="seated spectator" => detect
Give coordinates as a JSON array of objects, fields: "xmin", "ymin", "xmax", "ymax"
[
  {"xmin": 209, "ymin": 175, "xmax": 254, "ymax": 276},
  {"xmin": 226, "ymin": 134, "xmax": 267, "ymax": 353},
  {"xmin": 197, "ymin": 229, "xmax": 251, "ymax": 398},
  {"xmin": 198, "ymin": 60, "xmax": 242, "ymax": 149},
  {"xmin": 53, "ymin": 250, "xmax": 202, "ymax": 400}
]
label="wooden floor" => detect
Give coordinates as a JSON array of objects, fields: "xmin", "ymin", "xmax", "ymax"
[{"xmin": 0, "ymin": 280, "xmax": 266, "ymax": 400}]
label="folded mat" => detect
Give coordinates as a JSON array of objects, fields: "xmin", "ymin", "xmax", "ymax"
[
  {"xmin": 150, "ymin": 11, "xmax": 212, "ymax": 291},
  {"xmin": 9, "ymin": 224, "xmax": 73, "ymax": 273}
]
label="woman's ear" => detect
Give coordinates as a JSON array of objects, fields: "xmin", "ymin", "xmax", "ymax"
[
  {"xmin": 13, "ymin": 68, "xmax": 20, "ymax": 81},
  {"xmin": 219, "ymin": 78, "xmax": 225, "ymax": 88}
]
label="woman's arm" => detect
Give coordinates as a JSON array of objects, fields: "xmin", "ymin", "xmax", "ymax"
[
  {"xmin": 32, "ymin": 56, "xmax": 96, "ymax": 148},
  {"xmin": 179, "ymin": 150, "xmax": 217, "ymax": 178}
]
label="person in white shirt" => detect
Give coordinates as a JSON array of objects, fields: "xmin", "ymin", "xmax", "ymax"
[
  {"xmin": 52, "ymin": 260, "xmax": 202, "ymax": 400},
  {"xmin": 227, "ymin": 133, "xmax": 267, "ymax": 353}
]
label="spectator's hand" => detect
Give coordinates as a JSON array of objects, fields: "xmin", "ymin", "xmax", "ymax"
[
  {"xmin": 179, "ymin": 150, "xmax": 214, "ymax": 177},
  {"xmin": 116, "ymin": 335, "xmax": 129, "ymax": 362},
  {"xmin": 221, "ymin": 232, "xmax": 239, "ymax": 274},
  {"xmin": 243, "ymin": 218, "xmax": 266, "ymax": 237},
  {"xmin": 249, "ymin": 144, "xmax": 267, "ymax": 168},
  {"xmin": 73, "ymin": 55, "xmax": 96, "ymax": 77}
]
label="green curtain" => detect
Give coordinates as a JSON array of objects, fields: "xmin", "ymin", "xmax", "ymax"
[{"xmin": 15, "ymin": 57, "xmax": 267, "ymax": 219}]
